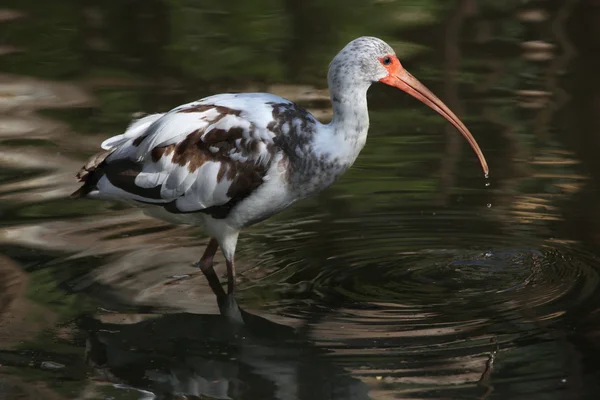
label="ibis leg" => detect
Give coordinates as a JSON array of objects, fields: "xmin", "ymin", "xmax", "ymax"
[
  {"xmin": 226, "ymin": 257, "xmax": 236, "ymax": 294},
  {"xmin": 195, "ymin": 238, "xmax": 226, "ymax": 298},
  {"xmin": 219, "ymin": 257, "xmax": 242, "ymax": 322}
]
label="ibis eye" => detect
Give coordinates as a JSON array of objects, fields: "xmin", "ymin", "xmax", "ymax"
[{"xmin": 382, "ymin": 56, "xmax": 392, "ymax": 65}]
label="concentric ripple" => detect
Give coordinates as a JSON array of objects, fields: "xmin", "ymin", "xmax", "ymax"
[{"xmin": 241, "ymin": 209, "xmax": 600, "ymax": 398}]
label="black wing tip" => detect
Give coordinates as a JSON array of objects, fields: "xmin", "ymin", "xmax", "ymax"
[
  {"xmin": 69, "ymin": 187, "xmax": 85, "ymax": 198},
  {"xmin": 70, "ymin": 175, "xmax": 97, "ymax": 198},
  {"xmin": 70, "ymin": 150, "xmax": 112, "ymax": 199}
]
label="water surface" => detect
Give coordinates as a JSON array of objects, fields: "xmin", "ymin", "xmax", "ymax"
[{"xmin": 2, "ymin": 1, "xmax": 600, "ymax": 399}]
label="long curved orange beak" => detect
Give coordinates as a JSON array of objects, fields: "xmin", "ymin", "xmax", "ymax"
[{"xmin": 380, "ymin": 66, "xmax": 489, "ymax": 176}]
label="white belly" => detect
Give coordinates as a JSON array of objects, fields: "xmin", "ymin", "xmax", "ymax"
[
  {"xmin": 225, "ymin": 153, "xmax": 294, "ymax": 229},
  {"xmin": 96, "ymin": 153, "xmax": 294, "ymax": 234}
]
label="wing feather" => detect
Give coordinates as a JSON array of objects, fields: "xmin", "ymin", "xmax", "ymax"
[
  {"xmin": 101, "ymin": 113, "xmax": 165, "ymax": 150},
  {"xmin": 82, "ymin": 94, "xmax": 290, "ymax": 217}
]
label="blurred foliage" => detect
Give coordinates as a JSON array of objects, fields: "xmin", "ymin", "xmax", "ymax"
[
  {"xmin": 0, "ymin": 0, "xmax": 81, "ymax": 79},
  {"xmin": 166, "ymin": 0, "xmax": 291, "ymax": 83}
]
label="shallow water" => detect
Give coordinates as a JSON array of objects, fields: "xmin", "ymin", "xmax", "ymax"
[{"xmin": 2, "ymin": 1, "xmax": 600, "ymax": 399}]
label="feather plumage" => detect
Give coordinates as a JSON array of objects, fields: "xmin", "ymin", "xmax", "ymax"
[{"xmin": 74, "ymin": 93, "xmax": 305, "ymax": 221}]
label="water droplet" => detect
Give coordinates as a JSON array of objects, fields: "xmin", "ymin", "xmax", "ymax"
[
  {"xmin": 169, "ymin": 274, "xmax": 190, "ymax": 279},
  {"xmin": 485, "ymin": 182, "xmax": 491, "ymax": 187},
  {"xmin": 487, "ymin": 203, "xmax": 492, "ymax": 208},
  {"xmin": 40, "ymin": 361, "xmax": 65, "ymax": 370}
]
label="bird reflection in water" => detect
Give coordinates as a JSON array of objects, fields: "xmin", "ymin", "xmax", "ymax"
[{"xmin": 82, "ymin": 295, "xmax": 371, "ymax": 400}]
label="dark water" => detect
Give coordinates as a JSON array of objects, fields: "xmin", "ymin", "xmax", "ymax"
[{"xmin": 2, "ymin": 1, "xmax": 600, "ymax": 399}]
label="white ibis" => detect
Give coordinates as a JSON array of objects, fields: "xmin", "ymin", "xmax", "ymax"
[{"xmin": 72, "ymin": 36, "xmax": 489, "ymax": 300}]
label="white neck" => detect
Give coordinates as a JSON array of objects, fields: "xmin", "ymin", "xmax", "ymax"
[{"xmin": 323, "ymin": 79, "xmax": 371, "ymax": 165}]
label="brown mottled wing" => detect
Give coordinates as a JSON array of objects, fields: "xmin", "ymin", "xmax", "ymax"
[{"xmin": 79, "ymin": 94, "xmax": 285, "ymax": 217}]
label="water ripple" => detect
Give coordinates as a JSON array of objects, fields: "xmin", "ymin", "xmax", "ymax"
[{"xmin": 239, "ymin": 210, "xmax": 600, "ymax": 397}]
